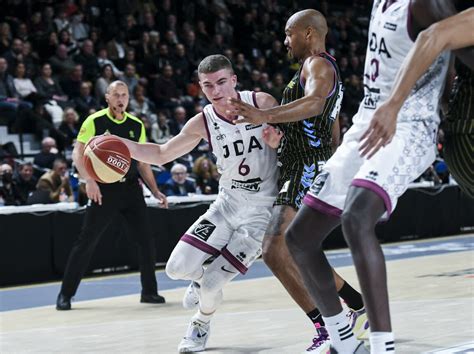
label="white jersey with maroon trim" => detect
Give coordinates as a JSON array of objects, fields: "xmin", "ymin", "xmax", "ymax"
[
  {"xmin": 202, "ymin": 90, "xmax": 278, "ymax": 200},
  {"xmin": 359, "ymin": 0, "xmax": 449, "ymax": 125}
]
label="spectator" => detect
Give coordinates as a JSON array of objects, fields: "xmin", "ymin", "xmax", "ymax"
[
  {"xmin": 50, "ymin": 44, "xmax": 76, "ymax": 78},
  {"xmin": 33, "ymin": 158, "xmax": 73, "ymax": 203},
  {"xmin": 0, "ymin": 22, "xmax": 12, "ymax": 55},
  {"xmin": 34, "ymin": 63, "xmax": 67, "ymax": 126},
  {"xmin": 97, "ymin": 48, "xmax": 122, "ymax": 77},
  {"xmin": 60, "ymin": 64, "xmax": 83, "ymax": 99},
  {"xmin": 33, "ymin": 136, "xmax": 61, "ymax": 170},
  {"xmin": 163, "ymin": 163, "xmax": 197, "ymax": 196},
  {"xmin": 170, "ymin": 105, "xmax": 187, "ymax": 136},
  {"xmin": 153, "ymin": 64, "xmax": 181, "ymax": 109},
  {"xmin": 0, "ymin": 163, "xmax": 21, "ymax": 206},
  {"xmin": 0, "ymin": 57, "xmax": 31, "ymax": 129},
  {"xmin": 38, "ymin": 31, "xmax": 59, "ymax": 60},
  {"xmin": 58, "ymin": 29, "xmax": 78, "ymax": 57},
  {"xmin": 151, "ymin": 111, "xmax": 173, "ymax": 144},
  {"xmin": 95, "ymin": 63, "xmax": 115, "ymax": 103},
  {"xmin": 129, "ymin": 84, "xmax": 157, "ymax": 123},
  {"xmin": 105, "ymin": 31, "xmax": 127, "ymax": 61},
  {"xmin": 268, "ymin": 73, "xmax": 286, "ymax": 103},
  {"xmin": 13, "ymin": 162, "xmax": 37, "ymax": 205},
  {"xmin": 13, "ymin": 62, "xmax": 37, "ymax": 102},
  {"xmin": 58, "ymin": 107, "xmax": 80, "ymax": 150},
  {"xmin": 74, "ymin": 40, "xmax": 100, "ymax": 82},
  {"xmin": 192, "ymin": 156, "xmax": 219, "ymax": 195},
  {"xmin": 70, "ymin": 12, "xmax": 89, "ymax": 43},
  {"xmin": 119, "ymin": 63, "xmax": 139, "ymax": 94},
  {"xmin": 73, "ymin": 82, "xmax": 100, "ymax": 122},
  {"xmin": 3, "ymin": 38, "xmax": 23, "ymax": 72}
]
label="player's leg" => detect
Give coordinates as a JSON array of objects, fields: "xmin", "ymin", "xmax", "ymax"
[
  {"xmin": 341, "ymin": 187, "xmax": 389, "ymax": 332},
  {"xmin": 285, "ymin": 205, "xmax": 366, "ymax": 354}
]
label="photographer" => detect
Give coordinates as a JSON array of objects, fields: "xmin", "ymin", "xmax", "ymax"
[{"xmin": 0, "ymin": 163, "xmax": 21, "ymax": 206}]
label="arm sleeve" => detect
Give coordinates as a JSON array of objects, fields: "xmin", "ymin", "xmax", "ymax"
[{"xmin": 76, "ymin": 116, "xmax": 96, "ymax": 144}]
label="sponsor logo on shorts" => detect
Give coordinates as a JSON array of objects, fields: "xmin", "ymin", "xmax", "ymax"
[
  {"xmin": 236, "ymin": 252, "xmax": 247, "ymax": 262},
  {"xmin": 231, "ymin": 177, "xmax": 262, "ymax": 192},
  {"xmin": 366, "ymin": 170, "xmax": 379, "ymax": 181},
  {"xmin": 221, "ymin": 265, "xmax": 236, "ymax": 274},
  {"xmin": 192, "ymin": 219, "xmax": 216, "ymax": 241},
  {"xmin": 309, "ymin": 171, "xmax": 329, "ymax": 196}
]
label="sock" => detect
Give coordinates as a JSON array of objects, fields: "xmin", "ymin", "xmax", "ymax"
[
  {"xmin": 194, "ymin": 310, "xmax": 214, "ymax": 324},
  {"xmin": 370, "ymin": 332, "xmax": 395, "ymax": 353},
  {"xmin": 323, "ymin": 310, "xmax": 359, "ymax": 352},
  {"xmin": 338, "ymin": 281, "xmax": 364, "ymax": 311},
  {"xmin": 307, "ymin": 308, "xmax": 325, "ymax": 327}
]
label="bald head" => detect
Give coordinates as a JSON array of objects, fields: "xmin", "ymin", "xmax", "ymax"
[
  {"xmin": 106, "ymin": 80, "xmax": 128, "ymax": 94},
  {"xmin": 286, "ymin": 9, "xmax": 328, "ymax": 37}
]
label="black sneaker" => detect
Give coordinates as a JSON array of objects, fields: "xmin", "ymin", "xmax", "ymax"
[
  {"xmin": 56, "ymin": 293, "xmax": 72, "ymax": 311},
  {"xmin": 140, "ymin": 293, "xmax": 166, "ymax": 304}
]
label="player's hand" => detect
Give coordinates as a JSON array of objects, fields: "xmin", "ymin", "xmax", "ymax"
[
  {"xmin": 262, "ymin": 125, "xmax": 283, "ymax": 149},
  {"xmin": 85, "ymin": 178, "xmax": 102, "ymax": 205},
  {"xmin": 227, "ymin": 97, "xmax": 270, "ymax": 125},
  {"xmin": 152, "ymin": 189, "xmax": 168, "ymax": 208},
  {"xmin": 359, "ymin": 101, "xmax": 398, "ymax": 159}
]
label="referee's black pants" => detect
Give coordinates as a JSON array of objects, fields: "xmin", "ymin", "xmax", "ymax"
[{"xmin": 60, "ymin": 179, "xmax": 158, "ymax": 297}]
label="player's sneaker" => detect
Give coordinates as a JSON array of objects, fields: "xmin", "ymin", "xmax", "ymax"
[
  {"xmin": 302, "ymin": 324, "xmax": 331, "ymax": 353},
  {"xmin": 183, "ymin": 281, "xmax": 200, "ymax": 309},
  {"xmin": 329, "ymin": 341, "xmax": 369, "ymax": 353},
  {"xmin": 348, "ymin": 308, "xmax": 369, "ymax": 339},
  {"xmin": 178, "ymin": 319, "xmax": 210, "ymax": 353}
]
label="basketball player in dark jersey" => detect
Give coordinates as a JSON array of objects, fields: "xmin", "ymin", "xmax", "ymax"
[
  {"xmin": 228, "ymin": 9, "xmax": 368, "ymax": 353},
  {"xmin": 360, "ymin": 7, "xmax": 474, "ymax": 197}
]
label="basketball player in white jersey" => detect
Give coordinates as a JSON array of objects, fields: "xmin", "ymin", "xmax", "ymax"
[
  {"xmin": 118, "ymin": 54, "xmax": 281, "ymax": 352},
  {"xmin": 280, "ymin": 1, "xmax": 463, "ymax": 353}
]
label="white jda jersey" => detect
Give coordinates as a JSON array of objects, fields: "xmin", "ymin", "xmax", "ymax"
[
  {"xmin": 358, "ymin": 0, "xmax": 449, "ymax": 124},
  {"xmin": 202, "ymin": 91, "xmax": 278, "ymax": 198}
]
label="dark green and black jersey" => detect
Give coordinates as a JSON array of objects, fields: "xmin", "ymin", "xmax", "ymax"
[
  {"xmin": 77, "ymin": 108, "xmax": 146, "ymax": 179},
  {"xmin": 278, "ymin": 52, "xmax": 343, "ymax": 166}
]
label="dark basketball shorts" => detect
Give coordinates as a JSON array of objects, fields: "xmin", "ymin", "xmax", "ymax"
[{"xmin": 274, "ymin": 158, "xmax": 327, "ymax": 210}]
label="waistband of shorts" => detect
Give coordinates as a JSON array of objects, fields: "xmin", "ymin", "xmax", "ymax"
[
  {"xmin": 219, "ymin": 187, "xmax": 276, "ymax": 207},
  {"xmin": 443, "ymin": 118, "xmax": 474, "ymax": 134}
]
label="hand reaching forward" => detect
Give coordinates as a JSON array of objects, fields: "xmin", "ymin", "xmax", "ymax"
[
  {"xmin": 262, "ymin": 125, "xmax": 283, "ymax": 149},
  {"xmin": 227, "ymin": 97, "xmax": 270, "ymax": 125},
  {"xmin": 359, "ymin": 101, "xmax": 398, "ymax": 159}
]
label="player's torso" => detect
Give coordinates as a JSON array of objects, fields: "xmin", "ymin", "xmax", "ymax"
[
  {"xmin": 360, "ymin": 0, "xmax": 449, "ymax": 123},
  {"xmin": 203, "ymin": 91, "xmax": 278, "ymax": 197},
  {"xmin": 278, "ymin": 53, "xmax": 342, "ymax": 164}
]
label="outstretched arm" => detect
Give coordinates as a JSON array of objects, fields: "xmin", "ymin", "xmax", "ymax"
[
  {"xmin": 118, "ymin": 113, "xmax": 207, "ymax": 166},
  {"xmin": 360, "ymin": 8, "xmax": 474, "ymax": 158},
  {"xmin": 229, "ymin": 56, "xmax": 334, "ymax": 124}
]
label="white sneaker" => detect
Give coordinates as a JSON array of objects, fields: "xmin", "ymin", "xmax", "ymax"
[
  {"xmin": 178, "ymin": 319, "xmax": 211, "ymax": 353},
  {"xmin": 183, "ymin": 281, "xmax": 200, "ymax": 309}
]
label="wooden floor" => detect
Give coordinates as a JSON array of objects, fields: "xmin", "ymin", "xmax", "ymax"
[{"xmin": 1, "ymin": 235, "xmax": 473, "ymax": 353}]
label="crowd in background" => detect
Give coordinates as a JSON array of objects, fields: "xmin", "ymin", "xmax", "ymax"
[{"xmin": 0, "ymin": 0, "xmax": 450, "ymax": 205}]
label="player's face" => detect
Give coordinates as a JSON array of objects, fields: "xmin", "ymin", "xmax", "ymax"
[
  {"xmin": 106, "ymin": 85, "xmax": 129, "ymax": 115},
  {"xmin": 284, "ymin": 23, "xmax": 305, "ymax": 60},
  {"xmin": 199, "ymin": 69, "xmax": 237, "ymax": 108}
]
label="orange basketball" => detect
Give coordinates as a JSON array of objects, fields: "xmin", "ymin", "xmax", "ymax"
[{"xmin": 83, "ymin": 135, "xmax": 131, "ymax": 183}]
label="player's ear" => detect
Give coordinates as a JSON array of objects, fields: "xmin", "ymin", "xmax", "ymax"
[{"xmin": 231, "ymin": 74, "xmax": 237, "ymax": 88}]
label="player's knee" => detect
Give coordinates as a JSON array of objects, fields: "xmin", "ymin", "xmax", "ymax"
[
  {"xmin": 341, "ymin": 208, "xmax": 365, "ymax": 239},
  {"xmin": 200, "ymin": 272, "xmax": 226, "ymax": 296},
  {"xmin": 165, "ymin": 257, "xmax": 198, "ymax": 280},
  {"xmin": 262, "ymin": 238, "xmax": 278, "ymax": 268}
]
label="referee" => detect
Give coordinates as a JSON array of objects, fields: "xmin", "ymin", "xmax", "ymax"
[{"xmin": 56, "ymin": 80, "xmax": 168, "ymax": 310}]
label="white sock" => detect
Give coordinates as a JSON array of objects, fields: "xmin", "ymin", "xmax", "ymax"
[
  {"xmin": 370, "ymin": 332, "xmax": 394, "ymax": 353},
  {"xmin": 323, "ymin": 309, "xmax": 359, "ymax": 352},
  {"xmin": 194, "ymin": 310, "xmax": 213, "ymax": 324}
]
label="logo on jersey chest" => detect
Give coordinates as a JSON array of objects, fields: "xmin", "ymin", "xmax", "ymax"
[
  {"xmin": 222, "ymin": 136, "xmax": 263, "ymax": 158},
  {"xmin": 383, "ymin": 22, "xmax": 397, "ymax": 31},
  {"xmin": 231, "ymin": 177, "xmax": 262, "ymax": 192},
  {"xmin": 245, "ymin": 124, "xmax": 262, "ymax": 131}
]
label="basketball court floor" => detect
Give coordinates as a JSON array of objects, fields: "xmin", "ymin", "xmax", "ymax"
[{"xmin": 1, "ymin": 234, "xmax": 473, "ymax": 353}]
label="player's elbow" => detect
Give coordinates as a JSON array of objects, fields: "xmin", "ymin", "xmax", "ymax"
[
  {"xmin": 419, "ymin": 23, "xmax": 449, "ymax": 52},
  {"xmin": 307, "ymin": 96, "xmax": 326, "ymax": 117}
]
